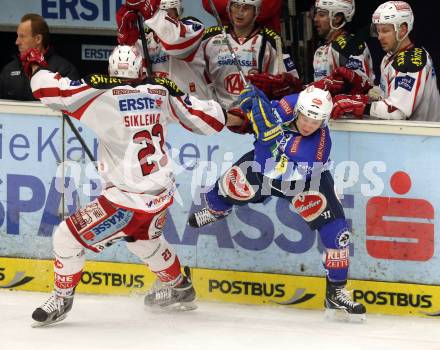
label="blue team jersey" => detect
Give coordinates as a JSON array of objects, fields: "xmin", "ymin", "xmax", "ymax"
[{"xmin": 255, "ymin": 125, "xmax": 332, "ymax": 181}]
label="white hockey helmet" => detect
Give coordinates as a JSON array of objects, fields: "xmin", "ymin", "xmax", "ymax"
[
  {"xmin": 160, "ymin": 0, "xmax": 183, "ymax": 16},
  {"xmin": 372, "ymin": 1, "xmax": 414, "ymax": 35},
  {"xmin": 315, "ymin": 0, "xmax": 355, "ymax": 26},
  {"xmin": 227, "ymin": 0, "xmax": 262, "ymax": 17},
  {"xmin": 294, "ymin": 86, "xmax": 333, "ymax": 127},
  {"xmin": 108, "ymin": 45, "xmax": 143, "ymax": 79}
]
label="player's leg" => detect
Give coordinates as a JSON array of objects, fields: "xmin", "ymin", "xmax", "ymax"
[
  {"xmin": 291, "ymin": 171, "xmax": 366, "ymax": 321},
  {"xmin": 31, "ymin": 221, "xmax": 85, "ymax": 327},
  {"xmin": 125, "ymin": 210, "xmax": 196, "ymax": 309},
  {"xmin": 319, "ymin": 218, "xmax": 366, "ymax": 321},
  {"xmin": 32, "ymin": 196, "xmax": 136, "ymax": 326},
  {"xmin": 188, "ymin": 150, "xmax": 264, "ymax": 228}
]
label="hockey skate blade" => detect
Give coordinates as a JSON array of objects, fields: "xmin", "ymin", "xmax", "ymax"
[
  {"xmin": 324, "ymin": 308, "xmax": 366, "ymax": 323},
  {"xmin": 169, "ymin": 301, "xmax": 197, "ymax": 311},
  {"xmin": 31, "ymin": 314, "xmax": 68, "ymax": 328},
  {"xmin": 145, "ymin": 301, "xmax": 198, "ymax": 312}
]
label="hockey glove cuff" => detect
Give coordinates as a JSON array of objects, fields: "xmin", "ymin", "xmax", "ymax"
[{"xmin": 20, "ymin": 48, "xmax": 48, "ymax": 79}]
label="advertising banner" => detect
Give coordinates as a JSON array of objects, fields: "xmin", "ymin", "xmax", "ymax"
[
  {"xmin": 0, "ymin": 0, "xmax": 216, "ymax": 32},
  {"xmin": 2, "ymin": 256, "xmax": 440, "ymax": 318},
  {"xmin": 1, "ymin": 111, "xmax": 439, "ymax": 285}
]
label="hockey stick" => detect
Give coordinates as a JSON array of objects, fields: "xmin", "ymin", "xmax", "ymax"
[
  {"xmin": 206, "ymin": 0, "xmax": 249, "ymax": 87},
  {"xmin": 275, "ymin": 36, "xmax": 286, "ymax": 74},
  {"xmin": 63, "ymin": 115, "xmax": 96, "ymax": 163},
  {"xmin": 136, "ymin": 13, "xmax": 153, "ymax": 77}
]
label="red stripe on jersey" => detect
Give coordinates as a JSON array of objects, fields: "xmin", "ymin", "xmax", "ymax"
[
  {"xmin": 176, "ymin": 96, "xmax": 224, "ymax": 132},
  {"xmin": 168, "ymin": 99, "xmax": 194, "ymax": 132},
  {"xmin": 63, "ymin": 92, "xmax": 104, "ymax": 120},
  {"xmin": 182, "ymin": 48, "xmax": 198, "ymax": 62},
  {"xmin": 33, "ymin": 85, "xmax": 91, "ymax": 99},
  {"xmin": 158, "ymin": 29, "xmax": 203, "ymax": 51},
  {"xmin": 387, "ymin": 71, "xmax": 392, "ymax": 94},
  {"xmin": 411, "ymin": 70, "xmax": 423, "ymax": 113},
  {"xmin": 179, "ymin": 22, "xmax": 187, "ymax": 38}
]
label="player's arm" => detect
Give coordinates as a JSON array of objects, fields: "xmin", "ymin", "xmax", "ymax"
[
  {"xmin": 22, "ymin": 48, "xmax": 102, "ymax": 119},
  {"xmin": 332, "ymin": 34, "xmax": 374, "ymax": 81},
  {"xmin": 144, "ymin": 12, "xmax": 204, "ymax": 60},
  {"xmin": 325, "ymin": 33, "xmax": 374, "ymax": 95},
  {"xmin": 239, "ymin": 86, "xmax": 284, "ymax": 146},
  {"xmin": 155, "ymin": 77, "xmax": 225, "ymax": 134},
  {"xmin": 341, "ymin": 51, "xmax": 374, "ymax": 87},
  {"xmin": 368, "ymin": 49, "xmax": 429, "ymax": 120},
  {"xmin": 225, "ymin": 109, "xmax": 252, "ymax": 134}
]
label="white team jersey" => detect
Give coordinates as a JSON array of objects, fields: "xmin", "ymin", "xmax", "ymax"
[
  {"xmin": 370, "ymin": 45, "xmax": 440, "ymax": 121},
  {"xmin": 31, "ymin": 70, "xmax": 225, "ymax": 212},
  {"xmin": 201, "ymin": 25, "xmax": 299, "ymax": 110},
  {"xmin": 313, "ymin": 31, "xmax": 374, "ymax": 84},
  {"xmin": 141, "ymin": 10, "xmax": 208, "ymax": 99}
]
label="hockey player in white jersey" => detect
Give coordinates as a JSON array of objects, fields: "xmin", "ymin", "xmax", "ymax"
[
  {"xmin": 201, "ymin": 0, "xmax": 301, "ymax": 111},
  {"xmin": 116, "ymin": 0, "xmax": 209, "ymax": 99},
  {"xmin": 311, "ymin": 0, "xmax": 374, "ymax": 96},
  {"xmin": 20, "ymin": 44, "xmax": 226, "ymax": 326},
  {"xmin": 331, "ymin": 1, "xmax": 440, "ymax": 121}
]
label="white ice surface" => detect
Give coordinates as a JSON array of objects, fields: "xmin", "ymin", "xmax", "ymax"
[{"xmin": 1, "ymin": 290, "xmax": 440, "ymax": 350}]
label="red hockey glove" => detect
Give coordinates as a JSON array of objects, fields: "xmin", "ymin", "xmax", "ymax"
[
  {"xmin": 310, "ymin": 75, "xmax": 344, "ymax": 96},
  {"xmin": 332, "ymin": 67, "xmax": 372, "ymax": 95},
  {"xmin": 331, "ymin": 94, "xmax": 369, "ymax": 120},
  {"xmin": 20, "ymin": 48, "xmax": 48, "ymax": 78},
  {"xmin": 126, "ymin": 0, "xmax": 160, "ymax": 20},
  {"xmin": 247, "ymin": 72, "xmax": 303, "ymax": 100},
  {"xmin": 116, "ymin": 5, "xmax": 140, "ymax": 45},
  {"xmin": 227, "ymin": 108, "xmax": 252, "ymax": 134}
]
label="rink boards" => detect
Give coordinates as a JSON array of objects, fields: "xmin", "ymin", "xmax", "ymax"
[
  {"xmin": 2, "ymin": 103, "xmax": 440, "ymax": 320},
  {"xmin": 1, "ymin": 256, "xmax": 440, "ymax": 318}
]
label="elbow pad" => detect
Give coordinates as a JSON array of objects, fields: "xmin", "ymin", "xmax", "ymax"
[{"xmin": 369, "ymin": 101, "xmax": 408, "ymax": 120}]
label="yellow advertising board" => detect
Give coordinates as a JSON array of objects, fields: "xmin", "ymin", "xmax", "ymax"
[{"xmin": 1, "ymin": 257, "xmax": 439, "ymax": 317}]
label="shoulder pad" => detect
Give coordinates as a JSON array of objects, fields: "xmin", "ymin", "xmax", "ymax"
[
  {"xmin": 203, "ymin": 25, "xmax": 225, "ymax": 40},
  {"xmin": 261, "ymin": 27, "xmax": 281, "ymax": 47},
  {"xmin": 146, "ymin": 77, "xmax": 185, "ymax": 97},
  {"xmin": 332, "ymin": 33, "xmax": 366, "ymax": 57},
  {"xmin": 84, "ymin": 74, "xmax": 125, "ymax": 89},
  {"xmin": 392, "ymin": 47, "xmax": 427, "ymax": 73}
]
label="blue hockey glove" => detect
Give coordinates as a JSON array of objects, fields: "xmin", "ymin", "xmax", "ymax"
[
  {"xmin": 238, "ymin": 85, "xmax": 270, "ymax": 113},
  {"xmin": 248, "ymin": 95, "xmax": 283, "ymax": 145}
]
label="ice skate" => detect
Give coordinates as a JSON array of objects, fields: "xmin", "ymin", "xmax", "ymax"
[
  {"xmin": 31, "ymin": 293, "xmax": 74, "ymax": 327},
  {"xmin": 325, "ymin": 279, "xmax": 366, "ymax": 322},
  {"xmin": 188, "ymin": 207, "xmax": 228, "ymax": 228},
  {"xmin": 144, "ymin": 268, "xmax": 196, "ymax": 311}
]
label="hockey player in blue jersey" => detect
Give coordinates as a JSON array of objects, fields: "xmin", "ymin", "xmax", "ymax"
[{"xmin": 188, "ymin": 85, "xmax": 366, "ymax": 321}]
